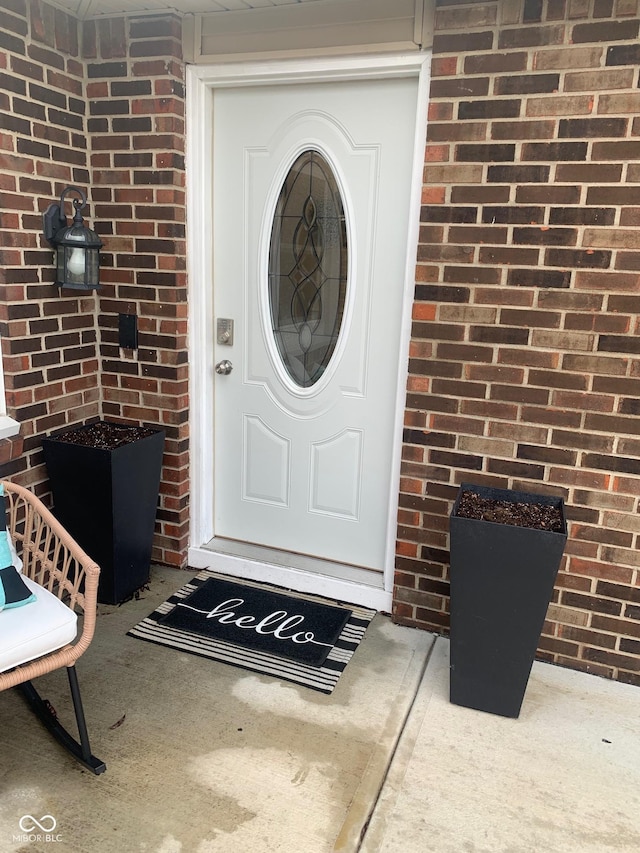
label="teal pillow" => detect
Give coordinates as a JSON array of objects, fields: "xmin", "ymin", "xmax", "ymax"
[
  {"xmin": 0, "ymin": 565, "xmax": 36, "ymax": 611},
  {"xmin": 0, "ymin": 485, "xmax": 12, "ymax": 569},
  {"xmin": 0, "ymin": 484, "xmax": 21, "ymax": 571}
]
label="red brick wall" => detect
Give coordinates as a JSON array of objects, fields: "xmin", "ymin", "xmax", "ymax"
[
  {"xmin": 0, "ymin": 0, "xmax": 99, "ymax": 487},
  {"xmin": 3, "ymin": 0, "xmax": 640, "ymax": 680},
  {"xmin": 84, "ymin": 14, "xmax": 188, "ymax": 567},
  {"xmin": 395, "ymin": 0, "xmax": 640, "ymax": 685},
  {"xmin": 0, "ymin": 1, "xmax": 188, "ymax": 567}
]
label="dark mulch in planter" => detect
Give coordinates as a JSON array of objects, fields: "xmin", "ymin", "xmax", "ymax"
[
  {"xmin": 52, "ymin": 422, "xmax": 157, "ymax": 450},
  {"xmin": 456, "ymin": 489, "xmax": 564, "ymax": 533}
]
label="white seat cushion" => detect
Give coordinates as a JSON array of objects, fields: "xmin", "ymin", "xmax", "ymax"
[{"xmin": 0, "ymin": 577, "xmax": 77, "ymax": 674}]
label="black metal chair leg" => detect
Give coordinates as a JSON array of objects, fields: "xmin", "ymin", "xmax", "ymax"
[
  {"xmin": 17, "ymin": 669, "xmax": 106, "ymax": 775},
  {"xmin": 66, "ymin": 665, "xmax": 96, "ymax": 766}
]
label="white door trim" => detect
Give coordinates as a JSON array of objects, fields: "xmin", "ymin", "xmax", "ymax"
[{"xmin": 187, "ymin": 52, "xmax": 431, "ymax": 610}]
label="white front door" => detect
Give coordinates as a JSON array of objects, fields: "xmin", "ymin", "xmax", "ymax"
[
  {"xmin": 211, "ymin": 77, "xmax": 417, "ymax": 578},
  {"xmin": 188, "ymin": 57, "xmax": 430, "ymax": 606}
]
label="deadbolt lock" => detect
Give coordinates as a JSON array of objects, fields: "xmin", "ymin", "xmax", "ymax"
[{"xmin": 217, "ymin": 318, "xmax": 234, "ymax": 346}]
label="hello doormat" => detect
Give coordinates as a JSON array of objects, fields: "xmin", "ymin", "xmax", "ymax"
[{"xmin": 127, "ymin": 571, "xmax": 376, "ymax": 694}]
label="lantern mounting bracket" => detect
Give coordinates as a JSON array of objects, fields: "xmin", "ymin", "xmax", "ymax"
[
  {"xmin": 42, "ymin": 185, "xmax": 102, "ymax": 290},
  {"xmin": 43, "ymin": 186, "xmax": 87, "ymax": 246}
]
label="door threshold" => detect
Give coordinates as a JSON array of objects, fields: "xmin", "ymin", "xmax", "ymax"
[{"xmin": 188, "ymin": 539, "xmax": 393, "ymax": 611}]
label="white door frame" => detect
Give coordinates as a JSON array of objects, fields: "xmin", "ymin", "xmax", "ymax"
[{"xmin": 187, "ymin": 53, "xmax": 431, "ymax": 611}]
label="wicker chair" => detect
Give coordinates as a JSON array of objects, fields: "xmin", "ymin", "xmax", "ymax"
[{"xmin": 0, "ymin": 480, "xmax": 106, "ymax": 774}]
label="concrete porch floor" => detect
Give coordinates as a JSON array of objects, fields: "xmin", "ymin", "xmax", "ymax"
[{"xmin": 0, "ymin": 565, "xmax": 639, "ymax": 852}]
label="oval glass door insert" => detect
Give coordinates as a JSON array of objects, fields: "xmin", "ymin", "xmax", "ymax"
[{"xmin": 268, "ymin": 150, "xmax": 348, "ymax": 388}]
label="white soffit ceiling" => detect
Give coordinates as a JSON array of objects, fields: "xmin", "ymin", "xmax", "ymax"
[
  {"xmin": 46, "ymin": 0, "xmax": 327, "ymax": 20},
  {"xmin": 45, "ymin": 0, "xmax": 434, "ymax": 60}
]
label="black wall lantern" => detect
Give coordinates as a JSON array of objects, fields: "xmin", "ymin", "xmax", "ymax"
[{"xmin": 43, "ymin": 186, "xmax": 103, "ymax": 290}]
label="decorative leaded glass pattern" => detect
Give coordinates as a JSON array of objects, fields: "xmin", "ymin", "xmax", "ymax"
[{"xmin": 268, "ymin": 150, "xmax": 348, "ymax": 388}]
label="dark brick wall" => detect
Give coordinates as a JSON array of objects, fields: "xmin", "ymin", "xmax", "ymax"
[
  {"xmin": 395, "ymin": 0, "xmax": 640, "ymax": 686},
  {"xmin": 0, "ymin": 1, "xmax": 188, "ymax": 567},
  {"xmin": 84, "ymin": 14, "xmax": 188, "ymax": 567},
  {"xmin": 0, "ymin": 0, "xmax": 99, "ymax": 489},
  {"xmin": 3, "ymin": 0, "xmax": 640, "ymax": 681}
]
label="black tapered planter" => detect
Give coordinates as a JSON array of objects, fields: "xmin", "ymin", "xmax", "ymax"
[
  {"xmin": 42, "ymin": 421, "xmax": 165, "ymax": 605},
  {"xmin": 449, "ymin": 483, "xmax": 567, "ymax": 719}
]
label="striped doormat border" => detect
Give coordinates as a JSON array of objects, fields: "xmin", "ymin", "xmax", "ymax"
[{"xmin": 127, "ymin": 570, "xmax": 376, "ymax": 694}]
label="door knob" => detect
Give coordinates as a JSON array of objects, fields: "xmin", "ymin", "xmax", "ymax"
[{"xmin": 215, "ymin": 359, "xmax": 233, "ymax": 375}]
